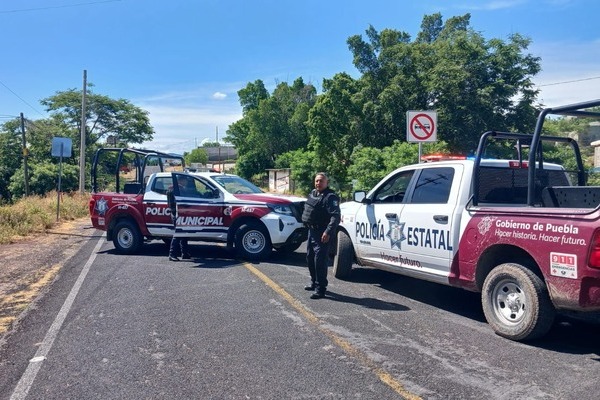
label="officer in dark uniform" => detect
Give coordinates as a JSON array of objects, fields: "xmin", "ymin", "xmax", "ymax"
[
  {"xmin": 301, "ymin": 172, "xmax": 340, "ymax": 299},
  {"xmin": 167, "ymin": 174, "xmax": 194, "ymax": 261}
]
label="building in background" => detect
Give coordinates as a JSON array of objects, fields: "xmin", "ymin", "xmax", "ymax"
[{"xmin": 266, "ymin": 168, "xmax": 295, "ymax": 193}]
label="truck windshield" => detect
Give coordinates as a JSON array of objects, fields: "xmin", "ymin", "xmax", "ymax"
[{"xmin": 211, "ymin": 175, "xmax": 263, "ymax": 194}]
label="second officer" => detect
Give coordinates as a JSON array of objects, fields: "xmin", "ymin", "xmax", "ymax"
[{"xmin": 301, "ymin": 172, "xmax": 340, "ymax": 299}]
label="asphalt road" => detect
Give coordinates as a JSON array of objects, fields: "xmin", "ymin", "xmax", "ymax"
[{"xmin": 1, "ymin": 232, "xmax": 600, "ymax": 400}]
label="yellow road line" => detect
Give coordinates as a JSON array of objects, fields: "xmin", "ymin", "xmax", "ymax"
[{"xmin": 244, "ymin": 262, "xmax": 421, "ymax": 400}]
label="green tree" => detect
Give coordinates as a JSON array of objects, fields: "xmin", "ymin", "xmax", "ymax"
[
  {"xmin": 229, "ymin": 13, "xmax": 541, "ymax": 190},
  {"xmin": 345, "ymin": 13, "xmax": 541, "ymax": 153},
  {"xmin": 345, "ymin": 141, "xmax": 450, "ymax": 193},
  {"xmin": 0, "ymin": 89, "xmax": 155, "ymax": 199},
  {"xmin": 541, "ymin": 112, "xmax": 600, "ymax": 182},
  {"xmin": 235, "ymin": 152, "xmax": 269, "ymax": 182},
  {"xmin": 346, "ymin": 146, "xmax": 385, "ymax": 191},
  {"xmin": 184, "ymin": 147, "xmax": 209, "ymax": 165},
  {"xmin": 0, "ymin": 117, "xmax": 75, "ymax": 201},
  {"xmin": 41, "ymin": 87, "xmax": 154, "ymax": 149},
  {"xmin": 0, "ymin": 120, "xmax": 23, "ymax": 201},
  {"xmin": 227, "ymin": 78, "xmax": 316, "ymax": 178},
  {"xmin": 237, "ymin": 79, "xmax": 269, "ymax": 113},
  {"xmin": 24, "ymin": 117, "xmax": 74, "ymax": 165},
  {"xmin": 9, "ymin": 162, "xmax": 79, "ymax": 198},
  {"xmin": 382, "ymin": 140, "xmax": 449, "ymax": 171},
  {"xmin": 306, "ymin": 72, "xmax": 362, "ymax": 187}
]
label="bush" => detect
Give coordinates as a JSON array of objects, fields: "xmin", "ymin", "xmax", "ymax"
[
  {"xmin": 9, "ymin": 162, "xmax": 80, "ymax": 198},
  {"xmin": 0, "ymin": 191, "xmax": 89, "ymax": 244}
]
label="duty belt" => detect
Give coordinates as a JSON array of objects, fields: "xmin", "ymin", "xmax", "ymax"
[{"xmin": 305, "ymin": 223, "xmax": 325, "ymax": 230}]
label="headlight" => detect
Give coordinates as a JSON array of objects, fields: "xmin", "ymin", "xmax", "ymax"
[{"xmin": 267, "ymin": 203, "xmax": 294, "ymax": 216}]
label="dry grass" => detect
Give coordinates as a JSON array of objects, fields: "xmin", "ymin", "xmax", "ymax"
[{"xmin": 0, "ymin": 191, "xmax": 90, "ymax": 244}]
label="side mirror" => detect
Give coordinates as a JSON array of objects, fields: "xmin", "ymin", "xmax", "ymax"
[
  {"xmin": 212, "ymin": 189, "xmax": 221, "ymax": 198},
  {"xmin": 353, "ymin": 191, "xmax": 368, "ymax": 203}
]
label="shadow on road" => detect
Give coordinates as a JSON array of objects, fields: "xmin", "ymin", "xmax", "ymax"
[
  {"xmin": 340, "ymin": 266, "xmax": 600, "ymax": 356},
  {"xmin": 45, "ymin": 225, "xmax": 104, "ymax": 239},
  {"xmin": 536, "ymin": 316, "xmax": 600, "ymax": 356},
  {"xmin": 268, "ymin": 250, "xmax": 307, "ymax": 268},
  {"xmin": 101, "ymin": 240, "xmax": 312, "ymax": 270},
  {"xmin": 341, "ymin": 267, "xmax": 485, "ymax": 322},
  {"xmin": 101, "ymin": 239, "xmax": 310, "ymax": 269},
  {"xmin": 325, "ymin": 290, "xmax": 410, "ymax": 311},
  {"xmin": 100, "ymin": 241, "xmax": 243, "ymax": 268}
]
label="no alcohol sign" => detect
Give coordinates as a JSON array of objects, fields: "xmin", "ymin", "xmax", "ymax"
[{"xmin": 406, "ymin": 111, "xmax": 437, "ymax": 142}]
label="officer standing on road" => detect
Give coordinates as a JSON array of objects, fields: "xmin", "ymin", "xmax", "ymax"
[
  {"xmin": 302, "ymin": 172, "xmax": 340, "ymax": 299},
  {"xmin": 167, "ymin": 174, "xmax": 193, "ymax": 261}
]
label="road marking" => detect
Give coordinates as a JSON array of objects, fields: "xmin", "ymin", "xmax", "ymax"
[
  {"xmin": 10, "ymin": 236, "xmax": 104, "ymax": 400},
  {"xmin": 243, "ymin": 262, "xmax": 422, "ymax": 400}
]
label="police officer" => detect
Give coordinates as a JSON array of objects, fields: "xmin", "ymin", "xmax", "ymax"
[
  {"xmin": 167, "ymin": 174, "xmax": 193, "ymax": 261},
  {"xmin": 302, "ymin": 172, "xmax": 340, "ymax": 299}
]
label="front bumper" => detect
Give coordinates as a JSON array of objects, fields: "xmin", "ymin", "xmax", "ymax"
[{"xmin": 261, "ymin": 214, "xmax": 307, "ymax": 245}]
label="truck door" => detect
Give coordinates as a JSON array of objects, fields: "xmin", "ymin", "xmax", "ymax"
[
  {"xmin": 144, "ymin": 175, "xmax": 175, "ymax": 237},
  {"xmin": 396, "ymin": 165, "xmax": 462, "ymax": 280},
  {"xmin": 172, "ymin": 173, "xmax": 228, "ymax": 241},
  {"xmin": 353, "ymin": 169, "xmax": 416, "ymax": 263}
]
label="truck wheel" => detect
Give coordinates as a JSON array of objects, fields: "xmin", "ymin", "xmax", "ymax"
[
  {"xmin": 333, "ymin": 231, "xmax": 353, "ymax": 279},
  {"xmin": 112, "ymin": 220, "xmax": 142, "ymax": 254},
  {"xmin": 235, "ymin": 221, "xmax": 272, "ymax": 261},
  {"xmin": 482, "ymin": 263, "xmax": 555, "ymax": 341}
]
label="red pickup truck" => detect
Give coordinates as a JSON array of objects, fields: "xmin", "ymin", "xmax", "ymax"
[{"xmin": 89, "ymin": 148, "xmax": 306, "ymax": 260}]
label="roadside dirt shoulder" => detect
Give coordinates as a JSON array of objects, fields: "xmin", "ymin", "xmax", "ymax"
[{"xmin": 0, "ymin": 218, "xmax": 99, "ymax": 335}]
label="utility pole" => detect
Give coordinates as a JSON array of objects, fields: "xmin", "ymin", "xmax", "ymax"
[
  {"xmin": 79, "ymin": 70, "xmax": 87, "ymax": 194},
  {"xmin": 216, "ymin": 126, "xmax": 221, "ymax": 172},
  {"xmin": 20, "ymin": 113, "xmax": 29, "ymax": 196}
]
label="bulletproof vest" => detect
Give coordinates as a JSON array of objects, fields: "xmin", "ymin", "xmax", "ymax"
[{"xmin": 302, "ymin": 189, "xmax": 330, "ymax": 226}]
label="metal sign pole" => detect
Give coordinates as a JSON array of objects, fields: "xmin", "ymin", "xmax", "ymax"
[{"xmin": 57, "ymin": 143, "xmax": 64, "ymax": 222}]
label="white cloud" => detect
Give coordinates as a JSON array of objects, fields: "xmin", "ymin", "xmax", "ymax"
[{"xmin": 135, "ymin": 87, "xmax": 243, "ymax": 155}]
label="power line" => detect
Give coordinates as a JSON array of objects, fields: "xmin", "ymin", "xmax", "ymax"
[
  {"xmin": 0, "ymin": 0, "xmax": 121, "ymax": 14},
  {"xmin": 0, "ymin": 79, "xmax": 46, "ymax": 117},
  {"xmin": 539, "ymin": 75, "xmax": 600, "ymax": 87}
]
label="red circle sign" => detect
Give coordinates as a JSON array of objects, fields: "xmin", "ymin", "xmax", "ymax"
[{"xmin": 409, "ymin": 113, "xmax": 435, "ymax": 140}]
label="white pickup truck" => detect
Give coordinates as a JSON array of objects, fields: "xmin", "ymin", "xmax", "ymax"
[
  {"xmin": 89, "ymin": 148, "xmax": 307, "ymax": 260},
  {"xmin": 333, "ymin": 99, "xmax": 600, "ymax": 341}
]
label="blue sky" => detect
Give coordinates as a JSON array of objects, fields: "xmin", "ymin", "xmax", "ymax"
[{"xmin": 0, "ymin": 0, "xmax": 599, "ymax": 155}]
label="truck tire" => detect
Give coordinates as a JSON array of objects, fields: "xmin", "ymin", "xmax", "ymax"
[
  {"xmin": 112, "ymin": 220, "xmax": 142, "ymax": 254},
  {"xmin": 333, "ymin": 230, "xmax": 353, "ymax": 279},
  {"xmin": 482, "ymin": 263, "xmax": 555, "ymax": 341},
  {"xmin": 235, "ymin": 221, "xmax": 272, "ymax": 261}
]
